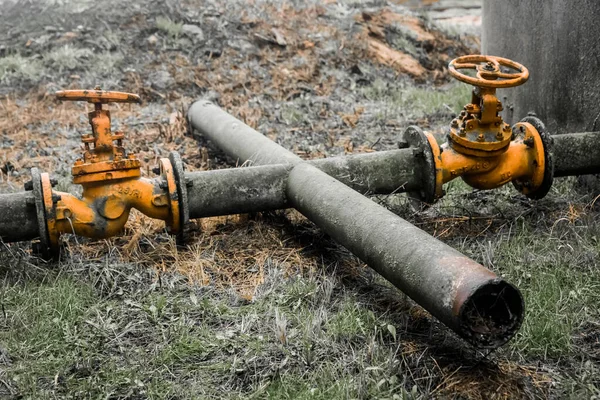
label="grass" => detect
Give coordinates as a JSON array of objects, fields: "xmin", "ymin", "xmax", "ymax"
[
  {"xmin": 0, "ymin": 46, "xmax": 123, "ymax": 87},
  {"xmin": 0, "ymin": 0, "xmax": 599, "ymax": 398},
  {"xmin": 0, "ymin": 54, "xmax": 43, "ymax": 83},
  {"xmin": 0, "ymin": 253, "xmax": 437, "ymax": 398},
  {"xmin": 364, "ymin": 78, "xmax": 472, "ymax": 121},
  {"xmin": 2, "ymin": 113, "xmax": 600, "ymax": 399},
  {"xmin": 43, "ymin": 45, "xmax": 94, "ymax": 72},
  {"xmin": 156, "ymin": 16, "xmax": 184, "ymax": 39}
]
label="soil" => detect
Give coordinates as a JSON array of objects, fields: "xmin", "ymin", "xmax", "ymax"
[{"xmin": 1, "ymin": 0, "xmax": 597, "ymax": 399}]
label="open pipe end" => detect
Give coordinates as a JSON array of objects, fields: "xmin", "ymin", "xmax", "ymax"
[{"xmin": 458, "ymin": 280, "xmax": 524, "ymax": 349}]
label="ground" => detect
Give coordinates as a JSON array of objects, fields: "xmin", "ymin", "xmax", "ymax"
[{"xmin": 0, "ymin": 0, "xmax": 598, "ymax": 399}]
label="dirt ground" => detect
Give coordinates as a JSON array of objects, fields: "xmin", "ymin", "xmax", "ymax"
[{"xmin": 0, "ymin": 0, "xmax": 598, "ymax": 399}]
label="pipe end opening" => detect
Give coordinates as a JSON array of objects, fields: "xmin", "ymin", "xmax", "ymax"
[{"xmin": 459, "ymin": 280, "xmax": 524, "ymax": 349}]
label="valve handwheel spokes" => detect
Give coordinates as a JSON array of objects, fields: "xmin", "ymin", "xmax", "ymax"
[
  {"xmin": 55, "ymin": 87, "xmax": 141, "ymax": 104},
  {"xmin": 449, "ymin": 55, "xmax": 529, "ymax": 88}
]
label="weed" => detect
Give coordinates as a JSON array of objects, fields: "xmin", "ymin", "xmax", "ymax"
[
  {"xmin": 156, "ymin": 16, "xmax": 183, "ymax": 39},
  {"xmin": 43, "ymin": 45, "xmax": 94, "ymax": 72},
  {"xmin": 363, "ymin": 78, "xmax": 472, "ymax": 119},
  {"xmin": 0, "ymin": 54, "xmax": 43, "ymax": 83}
]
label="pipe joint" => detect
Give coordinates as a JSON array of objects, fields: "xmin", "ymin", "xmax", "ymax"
[
  {"xmin": 25, "ymin": 88, "xmax": 190, "ymax": 258},
  {"xmin": 405, "ymin": 55, "xmax": 554, "ymax": 204}
]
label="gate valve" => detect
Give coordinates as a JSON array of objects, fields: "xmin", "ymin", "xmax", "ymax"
[
  {"xmin": 26, "ymin": 88, "xmax": 189, "ymax": 259},
  {"xmin": 447, "ymin": 55, "xmax": 528, "ymax": 157},
  {"xmin": 403, "ymin": 55, "xmax": 553, "ymax": 204},
  {"xmin": 56, "ymin": 87, "xmax": 143, "ymax": 184}
]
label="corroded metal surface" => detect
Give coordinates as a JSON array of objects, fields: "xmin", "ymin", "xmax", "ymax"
[
  {"xmin": 448, "ymin": 55, "xmax": 529, "ymax": 89},
  {"xmin": 5, "ymin": 89, "xmax": 188, "ymax": 257},
  {"xmin": 0, "ymin": 191, "xmax": 38, "ymax": 243},
  {"xmin": 408, "ymin": 55, "xmax": 552, "ymax": 203},
  {"xmin": 553, "ymin": 132, "xmax": 600, "ymax": 177},
  {"xmin": 287, "ymin": 163, "xmax": 523, "ymax": 348},
  {"xmin": 188, "ymin": 100, "xmax": 525, "ymax": 348},
  {"xmin": 56, "ymin": 89, "xmax": 141, "ymax": 104}
]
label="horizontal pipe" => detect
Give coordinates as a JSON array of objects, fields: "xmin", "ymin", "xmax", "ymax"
[
  {"xmin": 0, "ymin": 191, "xmax": 39, "ymax": 243},
  {"xmin": 553, "ymin": 131, "xmax": 600, "ymax": 177},
  {"xmin": 186, "ymin": 150, "xmax": 420, "ymax": 219},
  {"xmin": 1, "ymin": 147, "xmax": 420, "ymax": 240},
  {"xmin": 187, "ymin": 165, "xmax": 291, "ymax": 218},
  {"xmin": 188, "ymin": 100, "xmax": 524, "ymax": 348}
]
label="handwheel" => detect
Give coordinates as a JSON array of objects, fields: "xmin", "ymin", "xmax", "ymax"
[
  {"xmin": 448, "ymin": 55, "xmax": 529, "ymax": 89},
  {"xmin": 56, "ymin": 88, "xmax": 141, "ymax": 104}
]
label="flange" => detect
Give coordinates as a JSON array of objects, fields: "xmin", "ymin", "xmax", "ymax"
[
  {"xmin": 401, "ymin": 126, "xmax": 439, "ymax": 206},
  {"xmin": 513, "ymin": 116, "xmax": 554, "ymax": 199},
  {"xmin": 30, "ymin": 168, "xmax": 59, "ymax": 259},
  {"xmin": 168, "ymin": 151, "xmax": 190, "ymax": 245}
]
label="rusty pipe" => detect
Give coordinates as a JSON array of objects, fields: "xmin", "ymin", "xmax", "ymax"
[
  {"xmin": 0, "ymin": 149, "xmax": 418, "ymax": 244},
  {"xmin": 186, "ymin": 149, "xmax": 419, "ymax": 218},
  {"xmin": 0, "ymin": 191, "xmax": 38, "ymax": 243},
  {"xmin": 552, "ymin": 131, "xmax": 600, "ymax": 177},
  {"xmin": 3, "ymin": 129, "xmax": 598, "ymax": 243},
  {"xmin": 188, "ymin": 100, "xmax": 524, "ymax": 348}
]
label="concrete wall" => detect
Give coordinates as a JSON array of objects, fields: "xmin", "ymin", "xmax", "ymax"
[{"xmin": 482, "ymin": 0, "xmax": 600, "ymax": 134}]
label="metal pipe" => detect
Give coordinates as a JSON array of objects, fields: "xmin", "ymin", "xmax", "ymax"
[
  {"xmin": 0, "ymin": 192, "xmax": 38, "ymax": 243},
  {"xmin": 0, "ymin": 148, "xmax": 421, "ymax": 242},
  {"xmin": 186, "ymin": 149, "xmax": 419, "ymax": 219},
  {"xmin": 188, "ymin": 100, "xmax": 524, "ymax": 348},
  {"xmin": 553, "ymin": 132, "xmax": 600, "ymax": 177}
]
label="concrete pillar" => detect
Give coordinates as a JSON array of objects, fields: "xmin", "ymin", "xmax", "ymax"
[{"xmin": 482, "ymin": 0, "xmax": 600, "ymax": 134}]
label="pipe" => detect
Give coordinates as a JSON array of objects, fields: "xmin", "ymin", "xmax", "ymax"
[
  {"xmin": 0, "ymin": 148, "xmax": 418, "ymax": 242},
  {"xmin": 186, "ymin": 149, "xmax": 419, "ymax": 218},
  {"xmin": 188, "ymin": 100, "xmax": 524, "ymax": 348},
  {"xmin": 0, "ymin": 192, "xmax": 38, "ymax": 243},
  {"xmin": 4, "ymin": 129, "xmax": 598, "ymax": 242},
  {"xmin": 553, "ymin": 132, "xmax": 600, "ymax": 177}
]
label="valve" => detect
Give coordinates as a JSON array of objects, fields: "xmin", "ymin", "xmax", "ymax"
[
  {"xmin": 56, "ymin": 87, "xmax": 142, "ymax": 184},
  {"xmin": 27, "ymin": 88, "xmax": 189, "ymax": 258},
  {"xmin": 403, "ymin": 55, "xmax": 553, "ymax": 205}
]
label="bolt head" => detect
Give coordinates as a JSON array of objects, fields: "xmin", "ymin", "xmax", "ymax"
[
  {"xmin": 477, "ymin": 133, "xmax": 485, "ymax": 142},
  {"xmin": 412, "ymin": 147, "xmax": 424, "ymax": 157}
]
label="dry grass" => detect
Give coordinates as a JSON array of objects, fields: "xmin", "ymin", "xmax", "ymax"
[{"xmin": 0, "ymin": 0, "xmax": 599, "ymax": 398}]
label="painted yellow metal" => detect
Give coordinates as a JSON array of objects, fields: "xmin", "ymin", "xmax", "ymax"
[
  {"xmin": 35, "ymin": 88, "xmax": 182, "ymax": 253},
  {"xmin": 59, "ymin": 88, "xmax": 142, "ymax": 184},
  {"xmin": 55, "ymin": 89, "xmax": 141, "ymax": 104},
  {"xmin": 41, "ymin": 172, "xmax": 59, "ymax": 250},
  {"xmin": 158, "ymin": 157, "xmax": 181, "ymax": 234},
  {"xmin": 448, "ymin": 55, "xmax": 529, "ymax": 89},
  {"xmin": 427, "ymin": 55, "xmax": 547, "ymax": 198}
]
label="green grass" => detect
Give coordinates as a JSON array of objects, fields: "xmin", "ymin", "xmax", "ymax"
[
  {"xmin": 156, "ymin": 16, "xmax": 184, "ymax": 39},
  {"xmin": 364, "ymin": 79, "xmax": 472, "ymax": 120},
  {"xmin": 0, "ymin": 54, "xmax": 43, "ymax": 83},
  {"xmin": 43, "ymin": 45, "xmax": 94, "ymax": 72}
]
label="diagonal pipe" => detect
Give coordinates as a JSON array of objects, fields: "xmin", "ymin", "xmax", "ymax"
[{"xmin": 187, "ymin": 100, "xmax": 524, "ymax": 349}]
